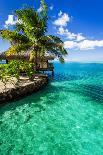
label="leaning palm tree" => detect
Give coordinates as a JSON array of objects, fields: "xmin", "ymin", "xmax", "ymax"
[{"xmin": 0, "ymin": 0, "xmax": 67, "ymax": 70}]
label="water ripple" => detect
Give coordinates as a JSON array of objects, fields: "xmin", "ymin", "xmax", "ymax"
[{"xmin": 0, "ymin": 64, "xmax": 103, "ymax": 154}]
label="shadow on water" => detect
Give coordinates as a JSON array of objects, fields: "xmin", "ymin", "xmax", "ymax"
[
  {"xmin": 79, "ymin": 84, "xmax": 103, "ymax": 103},
  {"xmin": 0, "ymin": 73, "xmax": 82, "ymax": 113},
  {"xmin": 0, "ymin": 82, "xmax": 62, "ymax": 116},
  {"xmin": 49, "ymin": 72, "xmax": 85, "ymax": 82},
  {"xmin": 51, "ymin": 73, "xmax": 103, "ymax": 104}
]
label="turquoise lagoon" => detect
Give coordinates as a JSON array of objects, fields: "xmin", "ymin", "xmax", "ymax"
[{"xmin": 0, "ymin": 63, "xmax": 103, "ymax": 155}]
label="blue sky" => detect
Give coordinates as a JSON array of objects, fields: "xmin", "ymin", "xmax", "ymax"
[{"xmin": 0, "ymin": 0, "xmax": 103, "ymax": 62}]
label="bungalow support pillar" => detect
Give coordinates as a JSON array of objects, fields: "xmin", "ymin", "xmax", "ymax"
[{"xmin": 52, "ymin": 70, "xmax": 54, "ymax": 76}]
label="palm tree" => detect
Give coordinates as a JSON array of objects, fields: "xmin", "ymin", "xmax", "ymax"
[{"xmin": 0, "ymin": 0, "xmax": 67, "ymax": 70}]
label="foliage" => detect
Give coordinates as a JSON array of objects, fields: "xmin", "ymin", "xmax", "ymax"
[
  {"xmin": 0, "ymin": 0, "xmax": 67, "ymax": 63},
  {"xmin": 0, "ymin": 0, "xmax": 68, "ymax": 89},
  {"xmin": 0, "ymin": 60, "xmax": 35, "ymax": 90}
]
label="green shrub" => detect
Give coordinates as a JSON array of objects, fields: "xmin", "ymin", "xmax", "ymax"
[{"xmin": 0, "ymin": 60, "xmax": 35, "ymax": 90}]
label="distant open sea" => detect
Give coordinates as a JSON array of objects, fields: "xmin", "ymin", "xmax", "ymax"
[{"xmin": 0, "ymin": 63, "xmax": 103, "ymax": 155}]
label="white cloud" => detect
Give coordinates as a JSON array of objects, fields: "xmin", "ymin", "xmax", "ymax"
[
  {"xmin": 54, "ymin": 11, "xmax": 85, "ymax": 42},
  {"xmin": 4, "ymin": 15, "xmax": 17, "ymax": 28},
  {"xmin": 78, "ymin": 40, "xmax": 103, "ymax": 50},
  {"xmin": 64, "ymin": 39, "xmax": 103, "ymax": 50},
  {"xmin": 64, "ymin": 41, "xmax": 77, "ymax": 49},
  {"xmin": 76, "ymin": 34, "xmax": 85, "ymax": 42},
  {"xmin": 53, "ymin": 11, "xmax": 70, "ymax": 27},
  {"xmin": 57, "ymin": 27, "xmax": 85, "ymax": 41},
  {"xmin": 58, "ymin": 11, "xmax": 62, "ymax": 16},
  {"xmin": 54, "ymin": 11, "xmax": 103, "ymax": 51},
  {"xmin": 49, "ymin": 5, "xmax": 54, "ymax": 10},
  {"xmin": 37, "ymin": 6, "xmax": 43, "ymax": 13},
  {"xmin": 37, "ymin": 5, "xmax": 53, "ymax": 13}
]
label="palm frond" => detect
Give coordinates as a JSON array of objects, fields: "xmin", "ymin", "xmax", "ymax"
[
  {"xmin": 0, "ymin": 0, "xmax": 68, "ymax": 64},
  {"xmin": 0, "ymin": 30, "xmax": 29, "ymax": 44},
  {"xmin": 15, "ymin": 6, "xmax": 47, "ymax": 39}
]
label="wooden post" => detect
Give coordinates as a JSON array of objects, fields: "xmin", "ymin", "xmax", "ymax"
[
  {"xmin": 52, "ymin": 70, "xmax": 54, "ymax": 76},
  {"xmin": 6, "ymin": 59, "xmax": 8, "ymax": 64}
]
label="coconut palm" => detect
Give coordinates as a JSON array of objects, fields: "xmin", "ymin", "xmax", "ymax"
[{"xmin": 0, "ymin": 0, "xmax": 67, "ymax": 70}]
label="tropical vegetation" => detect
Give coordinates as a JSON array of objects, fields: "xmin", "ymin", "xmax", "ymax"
[{"xmin": 0, "ymin": 0, "xmax": 67, "ymax": 87}]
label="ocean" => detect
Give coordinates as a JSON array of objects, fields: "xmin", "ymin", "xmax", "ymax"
[{"xmin": 0, "ymin": 63, "xmax": 103, "ymax": 155}]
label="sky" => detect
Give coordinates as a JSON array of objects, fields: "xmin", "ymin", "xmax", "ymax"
[{"xmin": 0, "ymin": 0, "xmax": 103, "ymax": 62}]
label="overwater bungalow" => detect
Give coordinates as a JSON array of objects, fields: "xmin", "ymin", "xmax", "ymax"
[{"xmin": 0, "ymin": 53, "xmax": 55, "ymax": 75}]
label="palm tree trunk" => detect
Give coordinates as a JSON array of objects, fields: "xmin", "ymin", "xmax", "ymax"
[
  {"xmin": 35, "ymin": 50, "xmax": 38, "ymax": 71},
  {"xmin": 33, "ymin": 45, "xmax": 38, "ymax": 71}
]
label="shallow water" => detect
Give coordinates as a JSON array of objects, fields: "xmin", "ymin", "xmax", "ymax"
[{"xmin": 0, "ymin": 63, "xmax": 103, "ymax": 155}]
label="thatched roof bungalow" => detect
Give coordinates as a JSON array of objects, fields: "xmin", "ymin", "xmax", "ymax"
[{"xmin": 0, "ymin": 53, "xmax": 55, "ymax": 72}]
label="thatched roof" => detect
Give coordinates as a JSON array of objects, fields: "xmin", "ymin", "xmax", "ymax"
[{"xmin": 0, "ymin": 53, "xmax": 55, "ymax": 61}]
